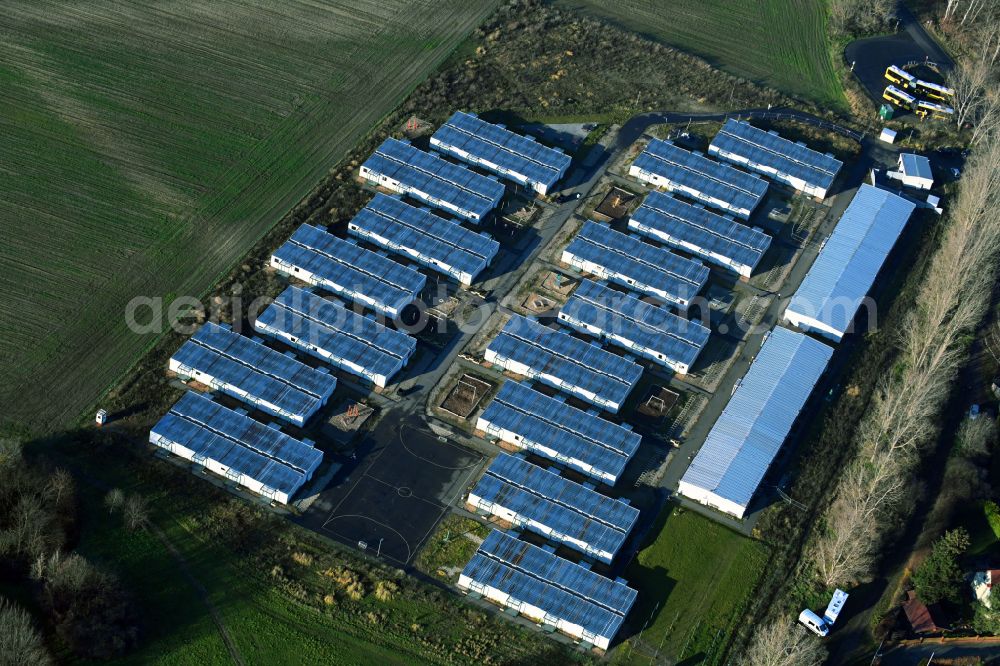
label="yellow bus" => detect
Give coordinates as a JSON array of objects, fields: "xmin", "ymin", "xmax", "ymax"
[
  {"xmin": 914, "ymin": 78, "xmax": 955, "ymax": 101},
  {"xmin": 884, "ymin": 65, "xmax": 917, "ymax": 88},
  {"xmin": 883, "ymin": 85, "xmax": 916, "ymax": 108},
  {"xmin": 916, "ymin": 100, "xmax": 955, "ymax": 120}
]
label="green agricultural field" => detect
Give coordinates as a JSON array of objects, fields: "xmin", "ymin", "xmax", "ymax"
[
  {"xmin": 556, "ymin": 0, "xmax": 845, "ymax": 108},
  {"xmin": 619, "ymin": 505, "xmax": 768, "ymax": 665},
  {"xmin": 0, "ymin": 0, "xmax": 497, "ymax": 431}
]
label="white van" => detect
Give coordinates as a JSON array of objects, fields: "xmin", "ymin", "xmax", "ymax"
[{"xmin": 798, "ymin": 609, "xmax": 829, "ymax": 637}]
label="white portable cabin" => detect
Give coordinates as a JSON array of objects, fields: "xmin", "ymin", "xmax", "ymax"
[{"xmin": 887, "ymin": 153, "xmax": 933, "ymax": 190}]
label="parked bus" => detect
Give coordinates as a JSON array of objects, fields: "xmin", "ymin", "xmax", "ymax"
[
  {"xmin": 914, "ymin": 78, "xmax": 955, "ymax": 101},
  {"xmin": 883, "ymin": 85, "xmax": 916, "ymax": 108},
  {"xmin": 916, "ymin": 99, "xmax": 955, "ymax": 120},
  {"xmin": 884, "ymin": 65, "xmax": 917, "ymax": 88}
]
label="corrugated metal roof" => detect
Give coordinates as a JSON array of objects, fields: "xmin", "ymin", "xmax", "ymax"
[
  {"xmin": 472, "ymin": 453, "xmax": 639, "ymax": 559},
  {"xmin": 710, "ymin": 119, "xmax": 842, "ymax": 191},
  {"xmin": 171, "ymin": 322, "xmax": 335, "ymax": 422},
  {"xmin": 349, "ymin": 194, "xmax": 498, "ymax": 280},
  {"xmin": 785, "ymin": 185, "xmax": 916, "ymax": 338},
  {"xmin": 479, "ymin": 380, "xmax": 640, "ymax": 482},
  {"xmin": 461, "ymin": 530, "xmax": 636, "ymax": 639},
  {"xmin": 255, "ymin": 286, "xmax": 415, "ymax": 381},
  {"xmin": 360, "ymin": 137, "xmax": 504, "ymax": 220},
  {"xmin": 633, "ymin": 139, "xmax": 767, "ymax": 215},
  {"xmin": 560, "ymin": 279, "xmax": 709, "ymax": 370},
  {"xmin": 564, "ymin": 221, "xmax": 709, "ymax": 305},
  {"xmin": 431, "ymin": 111, "xmax": 570, "ymax": 189},
  {"xmin": 486, "ymin": 315, "xmax": 642, "ymax": 409},
  {"xmin": 679, "ymin": 327, "xmax": 832, "ymax": 510}
]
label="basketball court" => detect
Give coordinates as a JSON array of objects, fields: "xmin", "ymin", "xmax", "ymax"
[{"xmin": 299, "ymin": 415, "xmax": 483, "ymax": 566}]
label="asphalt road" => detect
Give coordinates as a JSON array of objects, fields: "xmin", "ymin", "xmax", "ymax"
[{"xmin": 844, "ymin": 3, "xmax": 954, "ymax": 106}]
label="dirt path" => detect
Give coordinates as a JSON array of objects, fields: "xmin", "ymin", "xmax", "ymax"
[{"xmin": 145, "ymin": 521, "xmax": 246, "ymax": 666}]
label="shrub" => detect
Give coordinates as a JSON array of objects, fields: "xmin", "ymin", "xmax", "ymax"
[
  {"xmin": 985, "ymin": 501, "xmax": 1000, "ymax": 540},
  {"xmin": 374, "ymin": 580, "xmax": 398, "ymax": 602}
]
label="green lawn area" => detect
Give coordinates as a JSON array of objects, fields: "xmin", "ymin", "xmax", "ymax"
[
  {"xmin": 556, "ymin": 0, "xmax": 845, "ymax": 108},
  {"xmin": 55, "ymin": 436, "xmax": 573, "ymax": 666},
  {"xmin": 616, "ymin": 505, "xmax": 768, "ymax": 665},
  {"xmin": 415, "ymin": 515, "xmax": 492, "ymax": 583}
]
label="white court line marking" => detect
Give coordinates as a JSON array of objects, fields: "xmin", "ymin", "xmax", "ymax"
[
  {"xmin": 322, "ymin": 513, "xmax": 412, "ymax": 564},
  {"xmin": 411, "ymin": 455, "xmax": 486, "ymax": 557},
  {"xmin": 398, "ymin": 424, "xmax": 482, "ymax": 470}
]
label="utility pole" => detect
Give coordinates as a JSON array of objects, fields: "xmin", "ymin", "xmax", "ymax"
[{"xmin": 376, "ymin": 538, "xmax": 384, "ymax": 558}]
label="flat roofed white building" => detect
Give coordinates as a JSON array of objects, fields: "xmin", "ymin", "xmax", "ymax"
[
  {"xmin": 629, "ymin": 139, "xmax": 768, "ymax": 219},
  {"xmin": 561, "ymin": 221, "xmax": 709, "ymax": 309},
  {"xmin": 149, "ymin": 391, "xmax": 322, "ymax": 504},
  {"xmin": 678, "ymin": 327, "xmax": 833, "ymax": 518},
  {"xmin": 708, "ymin": 119, "xmax": 842, "ymax": 199},
  {"xmin": 558, "ymin": 279, "xmax": 710, "ymax": 375},
  {"xmin": 168, "ymin": 322, "xmax": 336, "ymax": 426},
  {"xmin": 784, "ymin": 185, "xmax": 917, "ymax": 341},
  {"xmin": 888, "ymin": 153, "xmax": 933, "ymax": 190},
  {"xmin": 348, "ymin": 194, "xmax": 499, "ymax": 286},
  {"xmin": 430, "ymin": 111, "xmax": 571, "ymax": 195},
  {"xmin": 458, "ymin": 530, "xmax": 637, "ymax": 650},
  {"xmin": 628, "ymin": 191, "xmax": 771, "ymax": 278},
  {"xmin": 254, "ymin": 287, "xmax": 416, "ymax": 388},
  {"xmin": 359, "ymin": 137, "xmax": 504, "ymax": 221},
  {"xmin": 476, "ymin": 380, "xmax": 640, "ymax": 485}
]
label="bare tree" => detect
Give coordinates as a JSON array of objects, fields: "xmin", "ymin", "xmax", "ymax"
[
  {"xmin": 44, "ymin": 468, "xmax": 74, "ymax": 508},
  {"xmin": 948, "ymin": 58, "xmax": 992, "ymax": 129},
  {"xmin": 0, "ymin": 598, "xmax": 53, "ymax": 666},
  {"xmin": 829, "ymin": 0, "xmax": 896, "ymax": 36},
  {"xmin": 810, "ymin": 134, "xmax": 1000, "ymax": 588},
  {"xmin": 740, "ymin": 619, "xmax": 826, "ymax": 666},
  {"xmin": 104, "ymin": 488, "xmax": 125, "ymax": 514},
  {"xmin": 122, "ymin": 494, "xmax": 148, "ymax": 532}
]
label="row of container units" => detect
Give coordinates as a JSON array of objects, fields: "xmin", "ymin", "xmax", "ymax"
[
  {"xmin": 467, "ymin": 453, "xmax": 639, "ymax": 564},
  {"xmin": 430, "ymin": 111, "xmax": 571, "ymax": 196},
  {"xmin": 558, "ymin": 279, "xmax": 710, "ymax": 376},
  {"xmin": 707, "ymin": 119, "xmax": 842, "ymax": 200},
  {"xmin": 149, "ymin": 391, "xmax": 323, "ymax": 505},
  {"xmin": 561, "ymin": 221, "xmax": 710, "ymax": 310},
  {"xmin": 458, "ymin": 529, "xmax": 636, "ymax": 650},
  {"xmin": 629, "ymin": 138, "xmax": 768, "ymax": 220},
  {"xmin": 254, "ymin": 286, "xmax": 416, "ymax": 389},
  {"xmin": 270, "ymin": 223, "xmax": 426, "ymax": 319},
  {"xmin": 476, "ymin": 380, "xmax": 640, "ymax": 485},
  {"xmin": 347, "ymin": 193, "xmax": 499, "ymax": 286},
  {"xmin": 168, "ymin": 322, "xmax": 336, "ymax": 427},
  {"xmin": 484, "ymin": 314, "xmax": 643, "ymax": 414},
  {"xmin": 627, "ymin": 191, "xmax": 771, "ymax": 279},
  {"xmin": 678, "ymin": 326, "xmax": 833, "ymax": 518},
  {"xmin": 783, "ymin": 185, "xmax": 917, "ymax": 342},
  {"xmin": 359, "ymin": 137, "xmax": 505, "ymax": 222}
]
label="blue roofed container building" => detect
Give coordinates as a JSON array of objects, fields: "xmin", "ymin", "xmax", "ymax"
[
  {"xmin": 458, "ymin": 530, "xmax": 637, "ymax": 650},
  {"xmin": 149, "ymin": 391, "xmax": 323, "ymax": 504},
  {"xmin": 561, "ymin": 221, "xmax": 709, "ymax": 309},
  {"xmin": 484, "ymin": 314, "xmax": 642, "ymax": 413},
  {"xmin": 254, "ymin": 287, "xmax": 416, "ymax": 388},
  {"xmin": 168, "ymin": 322, "xmax": 336, "ymax": 427},
  {"xmin": 347, "ymin": 193, "xmax": 499, "ymax": 286},
  {"xmin": 359, "ymin": 137, "xmax": 505, "ymax": 222},
  {"xmin": 557, "ymin": 279, "xmax": 710, "ymax": 375},
  {"xmin": 628, "ymin": 191, "xmax": 771, "ymax": 279},
  {"xmin": 629, "ymin": 138, "xmax": 768, "ymax": 219},
  {"xmin": 476, "ymin": 380, "xmax": 640, "ymax": 485},
  {"xmin": 708, "ymin": 119, "xmax": 843, "ymax": 199},
  {"xmin": 678, "ymin": 327, "xmax": 832, "ymax": 518},
  {"xmin": 466, "ymin": 453, "xmax": 639, "ymax": 564},
  {"xmin": 270, "ymin": 224, "xmax": 426, "ymax": 319},
  {"xmin": 783, "ymin": 185, "xmax": 917, "ymax": 342},
  {"xmin": 430, "ymin": 111, "xmax": 571, "ymax": 196}
]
